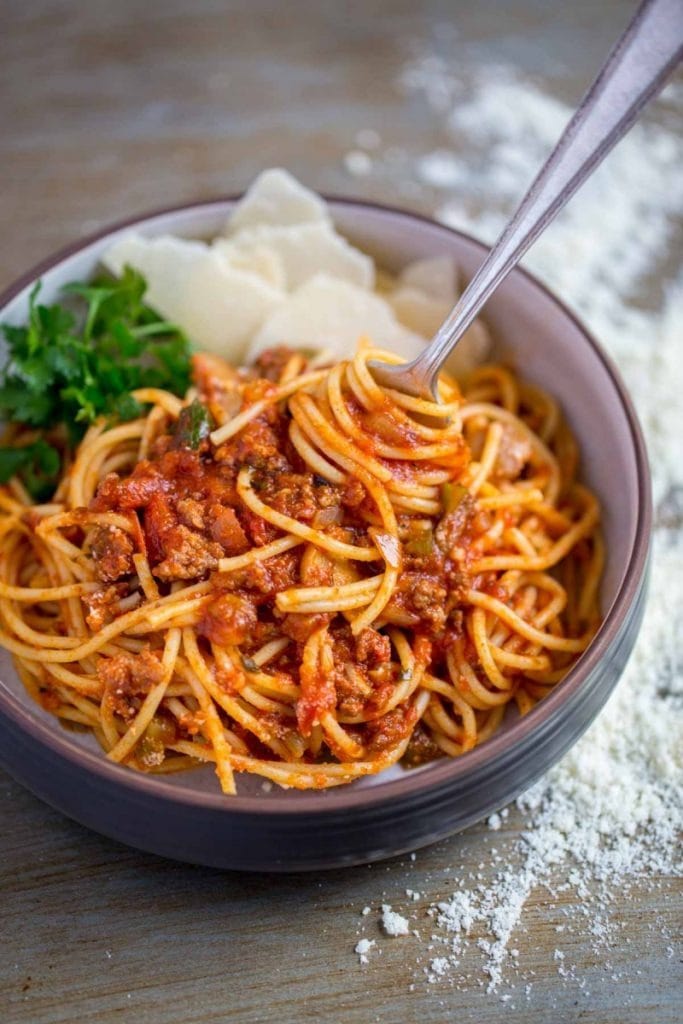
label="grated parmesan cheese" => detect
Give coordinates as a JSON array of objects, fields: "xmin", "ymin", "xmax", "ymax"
[
  {"xmin": 381, "ymin": 905, "xmax": 411, "ymax": 936},
  {"xmin": 354, "ymin": 938, "xmax": 376, "ymax": 965},
  {"xmin": 346, "ymin": 52, "xmax": 683, "ymax": 998},
  {"xmin": 344, "ymin": 150, "xmax": 373, "ymax": 178}
]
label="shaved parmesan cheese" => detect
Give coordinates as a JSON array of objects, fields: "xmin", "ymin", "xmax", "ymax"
[
  {"xmin": 398, "ymin": 256, "xmax": 459, "ymax": 302},
  {"xmin": 220, "ymin": 242, "xmax": 286, "ymax": 290},
  {"xmin": 223, "ymin": 168, "xmax": 330, "ymax": 236},
  {"xmin": 102, "ymin": 233, "xmax": 282, "ymax": 359},
  {"xmin": 444, "ymin": 319, "xmax": 493, "ymax": 378},
  {"xmin": 215, "ymin": 222, "xmax": 373, "ymax": 292},
  {"xmin": 178, "ymin": 254, "xmax": 283, "ymax": 360},
  {"xmin": 390, "ymin": 284, "xmax": 493, "ymax": 379},
  {"xmin": 390, "ymin": 285, "xmax": 451, "ymax": 338},
  {"xmin": 103, "ymin": 233, "xmax": 206, "ymax": 319},
  {"xmin": 245, "ymin": 273, "xmax": 424, "ymax": 365},
  {"xmin": 103, "ymin": 172, "xmax": 493, "ymax": 379}
]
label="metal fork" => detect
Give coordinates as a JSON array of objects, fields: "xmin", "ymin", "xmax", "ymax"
[{"xmin": 369, "ymin": 0, "xmax": 682, "ymax": 402}]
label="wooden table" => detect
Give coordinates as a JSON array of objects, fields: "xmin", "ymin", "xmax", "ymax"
[{"xmin": 1, "ymin": 3, "xmax": 680, "ymax": 1022}]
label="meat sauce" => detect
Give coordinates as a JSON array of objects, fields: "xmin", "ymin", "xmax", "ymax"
[{"xmin": 88, "ymin": 350, "xmax": 488, "ymax": 760}]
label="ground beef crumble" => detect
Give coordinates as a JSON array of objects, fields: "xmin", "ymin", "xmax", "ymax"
[
  {"xmin": 90, "ymin": 525, "xmax": 134, "ymax": 583},
  {"xmin": 99, "ymin": 650, "xmax": 164, "ymax": 719}
]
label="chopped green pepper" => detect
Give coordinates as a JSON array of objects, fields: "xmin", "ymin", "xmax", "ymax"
[
  {"xmin": 405, "ymin": 525, "xmax": 434, "ymax": 556},
  {"xmin": 441, "ymin": 481, "xmax": 469, "ymax": 513}
]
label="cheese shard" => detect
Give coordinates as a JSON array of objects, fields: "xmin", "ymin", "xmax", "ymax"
[
  {"xmin": 390, "ymin": 284, "xmax": 493, "ymax": 378},
  {"xmin": 103, "ymin": 233, "xmax": 204, "ymax": 322},
  {"xmin": 390, "ymin": 262, "xmax": 493, "ymax": 379},
  {"xmin": 214, "ymin": 222, "xmax": 374, "ymax": 292},
  {"xmin": 221, "ymin": 243, "xmax": 286, "ymax": 290},
  {"xmin": 398, "ymin": 256, "xmax": 459, "ymax": 302},
  {"xmin": 443, "ymin": 319, "xmax": 493, "ymax": 378},
  {"xmin": 223, "ymin": 168, "xmax": 330, "ymax": 236},
  {"xmin": 102, "ymin": 233, "xmax": 283, "ymax": 359},
  {"xmin": 390, "ymin": 286, "xmax": 452, "ymax": 339},
  {"xmin": 101, "ymin": 172, "xmax": 492, "ymax": 377},
  {"xmin": 245, "ymin": 273, "xmax": 424, "ymax": 365}
]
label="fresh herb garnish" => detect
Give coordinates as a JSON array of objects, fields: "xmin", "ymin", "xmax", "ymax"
[
  {"xmin": 0, "ymin": 440, "xmax": 60, "ymax": 502},
  {"xmin": 0, "ymin": 266, "xmax": 192, "ymax": 498},
  {"xmin": 173, "ymin": 399, "xmax": 212, "ymax": 450}
]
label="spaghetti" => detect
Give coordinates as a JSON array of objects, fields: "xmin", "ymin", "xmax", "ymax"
[{"xmin": 0, "ymin": 344, "xmax": 603, "ymax": 792}]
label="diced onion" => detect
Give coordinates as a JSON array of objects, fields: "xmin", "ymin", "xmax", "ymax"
[
  {"xmin": 369, "ymin": 528, "xmax": 401, "ymax": 569},
  {"xmin": 312, "ymin": 506, "xmax": 343, "ymax": 529}
]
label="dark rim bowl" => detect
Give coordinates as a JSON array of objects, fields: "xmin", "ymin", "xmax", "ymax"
[{"xmin": 0, "ymin": 198, "xmax": 651, "ymax": 871}]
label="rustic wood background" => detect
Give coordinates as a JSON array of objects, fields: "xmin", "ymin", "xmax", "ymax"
[{"xmin": 1, "ymin": 2, "xmax": 680, "ymax": 1023}]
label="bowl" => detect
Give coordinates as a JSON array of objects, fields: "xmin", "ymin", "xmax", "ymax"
[{"xmin": 0, "ymin": 198, "xmax": 651, "ymax": 871}]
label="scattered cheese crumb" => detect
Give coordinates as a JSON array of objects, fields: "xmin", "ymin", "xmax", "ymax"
[
  {"xmin": 428, "ymin": 956, "xmax": 450, "ymax": 980},
  {"xmin": 416, "ymin": 148, "xmax": 465, "ymax": 188},
  {"xmin": 344, "ymin": 150, "xmax": 373, "ymax": 177},
  {"xmin": 381, "ymin": 905, "xmax": 411, "ymax": 936},
  {"xmin": 354, "ymin": 938, "xmax": 376, "ymax": 965}
]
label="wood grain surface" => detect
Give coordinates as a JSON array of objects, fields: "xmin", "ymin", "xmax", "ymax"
[{"xmin": 1, "ymin": 3, "xmax": 680, "ymax": 1023}]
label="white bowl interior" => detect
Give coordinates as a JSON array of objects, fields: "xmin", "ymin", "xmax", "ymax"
[{"xmin": 0, "ymin": 201, "xmax": 640, "ymax": 798}]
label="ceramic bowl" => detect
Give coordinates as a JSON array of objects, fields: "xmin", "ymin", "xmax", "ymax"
[{"xmin": 0, "ymin": 199, "xmax": 651, "ymax": 870}]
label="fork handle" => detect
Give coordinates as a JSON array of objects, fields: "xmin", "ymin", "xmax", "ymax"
[{"xmin": 406, "ymin": 0, "xmax": 683, "ymax": 397}]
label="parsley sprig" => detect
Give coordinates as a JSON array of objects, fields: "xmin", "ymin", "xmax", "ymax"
[{"xmin": 0, "ymin": 266, "xmax": 192, "ymax": 499}]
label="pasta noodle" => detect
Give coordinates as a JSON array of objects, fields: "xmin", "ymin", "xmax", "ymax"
[{"xmin": 0, "ymin": 344, "xmax": 603, "ymax": 793}]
